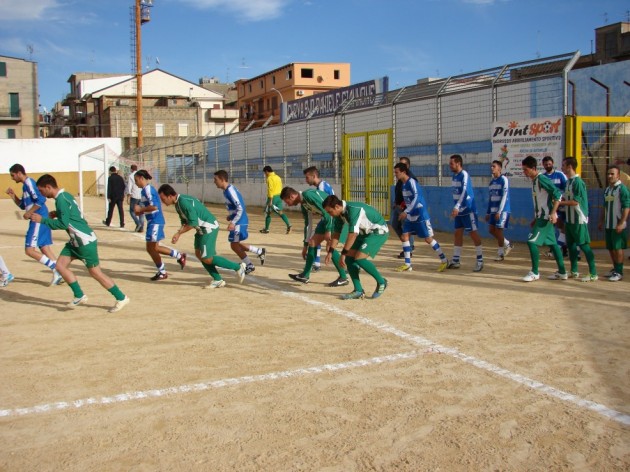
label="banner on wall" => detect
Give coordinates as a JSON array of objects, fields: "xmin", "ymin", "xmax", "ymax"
[{"xmin": 491, "ymin": 116, "xmax": 563, "ymax": 179}]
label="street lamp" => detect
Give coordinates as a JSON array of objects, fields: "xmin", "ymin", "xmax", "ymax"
[{"xmin": 270, "ymin": 87, "xmax": 284, "ymax": 104}]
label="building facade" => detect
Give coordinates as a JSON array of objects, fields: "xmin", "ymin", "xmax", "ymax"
[
  {"xmin": 236, "ymin": 62, "xmax": 350, "ymax": 130},
  {"xmin": 53, "ymin": 69, "xmax": 239, "ymax": 151},
  {"xmin": 0, "ymin": 55, "xmax": 39, "ymax": 139}
]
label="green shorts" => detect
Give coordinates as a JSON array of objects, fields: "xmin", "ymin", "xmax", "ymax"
[
  {"xmin": 265, "ymin": 195, "xmax": 284, "ymax": 214},
  {"xmin": 351, "ymin": 231, "xmax": 389, "ymax": 258},
  {"xmin": 605, "ymin": 228, "xmax": 628, "ymax": 251},
  {"xmin": 527, "ymin": 218, "xmax": 557, "ymax": 246},
  {"xmin": 565, "ymin": 222, "xmax": 591, "ymax": 246},
  {"xmin": 195, "ymin": 230, "xmax": 219, "ymax": 258},
  {"xmin": 60, "ymin": 241, "xmax": 100, "ymax": 268}
]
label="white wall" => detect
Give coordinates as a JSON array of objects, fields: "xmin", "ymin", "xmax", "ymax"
[{"xmin": 0, "ymin": 138, "xmax": 123, "ymax": 173}]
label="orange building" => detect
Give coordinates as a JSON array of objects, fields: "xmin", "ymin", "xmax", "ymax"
[{"xmin": 236, "ymin": 62, "xmax": 350, "ymax": 130}]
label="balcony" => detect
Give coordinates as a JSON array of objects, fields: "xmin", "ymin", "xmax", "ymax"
[
  {"xmin": 208, "ymin": 108, "xmax": 239, "ymax": 121},
  {"xmin": 0, "ymin": 108, "xmax": 21, "ymax": 122}
]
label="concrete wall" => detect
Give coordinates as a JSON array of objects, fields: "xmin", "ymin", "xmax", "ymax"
[{"xmin": 0, "ymin": 137, "xmax": 123, "ymax": 198}]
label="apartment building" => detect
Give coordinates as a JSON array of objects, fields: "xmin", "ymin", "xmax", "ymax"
[
  {"xmin": 55, "ymin": 69, "xmax": 239, "ymax": 150},
  {"xmin": 236, "ymin": 62, "xmax": 350, "ymax": 130},
  {"xmin": 0, "ymin": 55, "xmax": 39, "ymax": 139}
]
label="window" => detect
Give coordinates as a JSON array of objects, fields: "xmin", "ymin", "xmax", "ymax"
[
  {"xmin": 286, "ymin": 70, "xmax": 292, "ymax": 80},
  {"xmin": 301, "ymin": 68, "xmax": 314, "ymax": 78},
  {"xmin": 131, "ymin": 122, "xmax": 138, "ymax": 137},
  {"xmin": 178, "ymin": 123, "xmax": 188, "ymax": 137},
  {"xmin": 155, "ymin": 123, "xmax": 164, "ymax": 137},
  {"xmin": 248, "ymin": 84, "xmax": 252, "ymax": 92},
  {"xmin": 272, "ymin": 76, "xmax": 276, "ymax": 85},
  {"xmin": 7, "ymin": 129, "xmax": 16, "ymax": 139},
  {"xmin": 260, "ymin": 80, "xmax": 264, "ymax": 89},
  {"xmin": 0, "ymin": 62, "xmax": 6, "ymax": 77},
  {"xmin": 334, "ymin": 70, "xmax": 340, "ymax": 80}
]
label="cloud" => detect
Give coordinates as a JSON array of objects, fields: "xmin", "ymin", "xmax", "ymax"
[
  {"xmin": 0, "ymin": 37, "xmax": 29, "ymax": 55},
  {"xmin": 177, "ymin": 0, "xmax": 290, "ymax": 22},
  {"xmin": 0, "ymin": 0, "xmax": 60, "ymax": 21}
]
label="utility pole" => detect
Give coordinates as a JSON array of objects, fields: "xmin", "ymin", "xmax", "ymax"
[{"xmin": 134, "ymin": 0, "xmax": 153, "ymax": 148}]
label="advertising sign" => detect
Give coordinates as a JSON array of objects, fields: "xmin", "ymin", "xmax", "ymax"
[
  {"xmin": 285, "ymin": 77, "xmax": 388, "ymax": 122},
  {"xmin": 491, "ymin": 116, "xmax": 563, "ymax": 178}
]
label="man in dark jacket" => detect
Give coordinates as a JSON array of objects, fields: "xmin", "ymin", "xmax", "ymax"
[{"xmin": 103, "ymin": 166, "xmax": 126, "ymax": 228}]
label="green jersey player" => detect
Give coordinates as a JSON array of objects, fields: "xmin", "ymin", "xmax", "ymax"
[
  {"xmin": 31, "ymin": 174, "xmax": 130, "ymax": 313},
  {"xmin": 158, "ymin": 184, "xmax": 246, "ymax": 289}
]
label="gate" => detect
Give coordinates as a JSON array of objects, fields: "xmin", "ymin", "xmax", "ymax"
[
  {"xmin": 566, "ymin": 115, "xmax": 630, "ymax": 245},
  {"xmin": 342, "ymin": 129, "xmax": 393, "ymax": 217}
]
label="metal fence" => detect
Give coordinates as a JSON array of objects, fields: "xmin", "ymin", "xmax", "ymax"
[{"xmin": 121, "ymin": 52, "xmax": 581, "ymax": 201}]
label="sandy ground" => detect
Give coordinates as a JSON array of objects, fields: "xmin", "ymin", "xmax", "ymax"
[{"xmin": 0, "ymin": 196, "xmax": 628, "ymax": 471}]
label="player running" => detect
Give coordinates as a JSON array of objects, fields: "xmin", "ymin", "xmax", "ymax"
[
  {"xmin": 30, "ymin": 174, "xmax": 130, "ymax": 312},
  {"xmin": 133, "ymin": 170, "xmax": 186, "ymax": 281},
  {"xmin": 6, "ymin": 163, "xmax": 63, "ymax": 286},
  {"xmin": 158, "ymin": 184, "xmax": 246, "ymax": 289},
  {"xmin": 213, "ymin": 170, "xmax": 266, "ymax": 274},
  {"xmin": 393, "ymin": 162, "xmax": 448, "ymax": 272},
  {"xmin": 303, "ymin": 166, "xmax": 335, "ymax": 271}
]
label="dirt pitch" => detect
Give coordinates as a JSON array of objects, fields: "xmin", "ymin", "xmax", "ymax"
[{"xmin": 0, "ymin": 196, "xmax": 628, "ymax": 471}]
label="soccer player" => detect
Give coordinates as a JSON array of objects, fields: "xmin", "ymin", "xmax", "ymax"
[
  {"xmin": 393, "ymin": 163, "xmax": 448, "ymax": 272},
  {"xmin": 0, "ymin": 255, "xmax": 14, "ymax": 288},
  {"xmin": 558, "ymin": 157, "xmax": 598, "ymax": 282},
  {"xmin": 281, "ymin": 187, "xmax": 349, "ymax": 287},
  {"xmin": 260, "ymin": 165, "xmax": 291, "ymax": 234},
  {"xmin": 598, "ymin": 165, "xmax": 630, "ymax": 282},
  {"xmin": 390, "ymin": 156, "xmax": 416, "ymax": 259},
  {"xmin": 6, "ymin": 163, "xmax": 63, "ymax": 286},
  {"xmin": 213, "ymin": 170, "xmax": 266, "ymax": 274},
  {"xmin": 447, "ymin": 154, "xmax": 484, "ymax": 272},
  {"xmin": 158, "ymin": 184, "xmax": 246, "ymax": 289},
  {"xmin": 133, "ymin": 170, "xmax": 186, "ymax": 281},
  {"xmin": 521, "ymin": 156, "xmax": 567, "ymax": 282},
  {"xmin": 303, "ymin": 166, "xmax": 335, "ymax": 271},
  {"xmin": 30, "ymin": 174, "xmax": 130, "ymax": 312},
  {"xmin": 486, "ymin": 160, "xmax": 514, "ymax": 261},
  {"xmin": 542, "ymin": 156, "xmax": 568, "ymax": 257},
  {"xmin": 126, "ymin": 164, "xmax": 145, "ymax": 232},
  {"xmin": 322, "ymin": 195, "xmax": 389, "ymax": 300}
]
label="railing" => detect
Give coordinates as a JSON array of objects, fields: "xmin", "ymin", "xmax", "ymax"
[{"xmin": 0, "ymin": 108, "xmax": 21, "ymax": 119}]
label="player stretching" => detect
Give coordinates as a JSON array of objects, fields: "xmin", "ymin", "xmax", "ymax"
[
  {"xmin": 213, "ymin": 170, "xmax": 266, "ymax": 274},
  {"xmin": 133, "ymin": 170, "xmax": 186, "ymax": 281},
  {"xmin": 30, "ymin": 174, "xmax": 130, "ymax": 312},
  {"xmin": 486, "ymin": 160, "xmax": 514, "ymax": 261},
  {"xmin": 6, "ymin": 164, "xmax": 63, "ymax": 286},
  {"xmin": 393, "ymin": 163, "xmax": 448, "ymax": 272},
  {"xmin": 281, "ymin": 187, "xmax": 349, "ymax": 287},
  {"xmin": 323, "ymin": 195, "xmax": 389, "ymax": 300},
  {"xmin": 447, "ymin": 154, "xmax": 484, "ymax": 272},
  {"xmin": 303, "ymin": 166, "xmax": 335, "ymax": 271},
  {"xmin": 158, "ymin": 184, "xmax": 246, "ymax": 289}
]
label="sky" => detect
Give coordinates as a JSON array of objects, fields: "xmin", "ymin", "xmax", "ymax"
[{"xmin": 0, "ymin": 0, "xmax": 628, "ymax": 111}]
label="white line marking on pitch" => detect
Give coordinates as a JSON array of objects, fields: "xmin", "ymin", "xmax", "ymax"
[
  {"xmin": 0, "ymin": 351, "xmax": 419, "ymax": 418},
  {"xmin": 252, "ymin": 278, "xmax": 630, "ymax": 427}
]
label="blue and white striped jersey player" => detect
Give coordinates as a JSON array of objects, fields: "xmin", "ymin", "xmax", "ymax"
[
  {"xmin": 393, "ymin": 163, "xmax": 448, "ymax": 272},
  {"xmin": 447, "ymin": 154, "xmax": 484, "ymax": 272},
  {"xmin": 6, "ymin": 163, "xmax": 63, "ymax": 286},
  {"xmin": 303, "ymin": 166, "xmax": 335, "ymax": 271},
  {"xmin": 213, "ymin": 170, "xmax": 266, "ymax": 274},
  {"xmin": 133, "ymin": 169, "xmax": 186, "ymax": 281},
  {"xmin": 486, "ymin": 160, "xmax": 514, "ymax": 261},
  {"xmin": 542, "ymin": 155, "xmax": 568, "ymax": 254}
]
